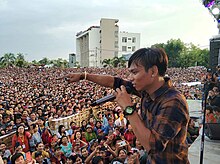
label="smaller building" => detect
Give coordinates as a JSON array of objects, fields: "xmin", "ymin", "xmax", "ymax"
[
  {"xmin": 118, "ymin": 31, "xmax": 140, "ymax": 58},
  {"xmin": 69, "ymin": 53, "xmax": 76, "ymax": 68}
]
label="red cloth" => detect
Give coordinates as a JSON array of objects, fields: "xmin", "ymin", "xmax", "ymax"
[
  {"xmin": 42, "ymin": 129, "xmax": 52, "ymax": 145},
  {"xmin": 12, "ymin": 131, "xmax": 31, "ymax": 153},
  {"xmin": 124, "ymin": 130, "xmax": 136, "ymax": 145}
]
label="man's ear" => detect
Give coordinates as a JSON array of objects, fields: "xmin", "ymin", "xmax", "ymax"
[{"xmin": 151, "ymin": 65, "xmax": 158, "ymax": 77}]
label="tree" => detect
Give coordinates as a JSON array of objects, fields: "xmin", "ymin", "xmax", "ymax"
[
  {"xmin": 102, "ymin": 59, "xmax": 111, "ymax": 68},
  {"xmin": 164, "ymin": 39, "xmax": 185, "ymax": 67},
  {"xmin": 38, "ymin": 57, "xmax": 50, "ymax": 65},
  {"xmin": 109, "ymin": 56, "xmax": 126, "ymax": 68},
  {"xmin": 15, "ymin": 53, "xmax": 27, "ymax": 67},
  {"xmin": 0, "ymin": 53, "xmax": 16, "ymax": 67},
  {"xmin": 51, "ymin": 58, "xmax": 69, "ymax": 68}
]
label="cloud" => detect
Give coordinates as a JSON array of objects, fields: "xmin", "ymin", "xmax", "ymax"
[{"xmin": 0, "ymin": 0, "xmax": 218, "ymax": 61}]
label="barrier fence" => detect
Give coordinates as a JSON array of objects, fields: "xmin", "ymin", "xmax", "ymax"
[{"xmin": 0, "ymin": 102, "xmax": 116, "ymax": 149}]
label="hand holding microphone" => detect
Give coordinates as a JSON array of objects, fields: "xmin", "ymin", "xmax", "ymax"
[
  {"xmin": 91, "ymin": 85, "xmax": 133, "ymax": 108},
  {"xmin": 115, "ymin": 85, "xmax": 134, "ymax": 110}
]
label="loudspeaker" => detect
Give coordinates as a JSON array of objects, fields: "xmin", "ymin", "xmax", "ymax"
[{"xmin": 210, "ymin": 37, "xmax": 220, "ymax": 72}]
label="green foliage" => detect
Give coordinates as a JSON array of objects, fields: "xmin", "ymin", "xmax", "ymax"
[
  {"xmin": 0, "ymin": 39, "xmax": 209, "ymax": 68},
  {"xmin": 102, "ymin": 56, "xmax": 126, "ymax": 68},
  {"xmin": 0, "ymin": 53, "xmax": 69, "ymax": 68},
  {"xmin": 151, "ymin": 39, "xmax": 209, "ymax": 68},
  {"xmin": 0, "ymin": 53, "xmax": 16, "ymax": 67}
]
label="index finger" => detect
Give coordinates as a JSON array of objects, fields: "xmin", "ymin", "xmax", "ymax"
[{"xmin": 120, "ymin": 85, "xmax": 127, "ymax": 92}]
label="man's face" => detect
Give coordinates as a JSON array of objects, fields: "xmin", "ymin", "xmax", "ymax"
[
  {"xmin": 30, "ymin": 113, "xmax": 36, "ymax": 120},
  {"xmin": 37, "ymin": 143, "xmax": 44, "ymax": 151},
  {"xmin": 81, "ymin": 148, "xmax": 88, "ymax": 157},
  {"xmin": 0, "ymin": 144, "xmax": 6, "ymax": 151},
  {"xmin": 15, "ymin": 156, "xmax": 25, "ymax": 164},
  {"xmin": 128, "ymin": 63, "xmax": 154, "ymax": 92}
]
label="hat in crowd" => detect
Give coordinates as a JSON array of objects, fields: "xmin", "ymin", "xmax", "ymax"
[
  {"xmin": 5, "ymin": 122, "xmax": 12, "ymax": 127},
  {"xmin": 54, "ymin": 145, "xmax": 62, "ymax": 150},
  {"xmin": 207, "ymin": 68, "xmax": 212, "ymax": 73},
  {"xmin": 89, "ymin": 139, "xmax": 98, "ymax": 147},
  {"xmin": 0, "ymin": 108, "xmax": 4, "ymax": 111},
  {"xmin": 86, "ymin": 124, "xmax": 92, "ymax": 129},
  {"xmin": 35, "ymin": 151, "xmax": 42, "ymax": 158},
  {"xmin": 110, "ymin": 158, "xmax": 124, "ymax": 164},
  {"xmin": 92, "ymin": 156, "xmax": 103, "ymax": 164}
]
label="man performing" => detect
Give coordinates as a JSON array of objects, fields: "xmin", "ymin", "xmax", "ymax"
[{"xmin": 63, "ymin": 47, "xmax": 189, "ymax": 164}]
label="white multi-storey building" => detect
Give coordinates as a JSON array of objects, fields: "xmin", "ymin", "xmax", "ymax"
[
  {"xmin": 118, "ymin": 32, "xmax": 140, "ymax": 58},
  {"xmin": 75, "ymin": 18, "xmax": 140, "ymax": 67}
]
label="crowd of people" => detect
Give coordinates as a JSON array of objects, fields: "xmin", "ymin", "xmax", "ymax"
[{"xmin": 0, "ymin": 65, "xmax": 219, "ymax": 163}]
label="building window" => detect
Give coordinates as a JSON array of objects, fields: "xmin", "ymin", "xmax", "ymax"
[
  {"xmin": 122, "ymin": 46, "xmax": 127, "ymax": 51},
  {"xmin": 132, "ymin": 37, "xmax": 136, "ymax": 43},
  {"xmin": 115, "ymin": 41, "xmax": 118, "ymax": 48},
  {"xmin": 132, "ymin": 46, "xmax": 136, "ymax": 51},
  {"xmin": 128, "ymin": 47, "xmax": 131, "ymax": 49},
  {"xmin": 122, "ymin": 37, "xmax": 127, "ymax": 43},
  {"xmin": 128, "ymin": 38, "xmax": 131, "ymax": 40}
]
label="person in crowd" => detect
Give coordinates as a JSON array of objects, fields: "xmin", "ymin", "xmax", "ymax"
[
  {"xmin": 103, "ymin": 117, "xmax": 114, "ymax": 136},
  {"xmin": 205, "ymin": 105, "xmax": 217, "ymax": 123},
  {"xmin": 88, "ymin": 139, "xmax": 98, "ymax": 154},
  {"xmin": 80, "ymin": 120, "xmax": 87, "ymax": 132},
  {"xmin": 34, "ymin": 151, "xmax": 50, "ymax": 164},
  {"xmin": 11, "ymin": 124, "xmax": 31, "ymax": 153},
  {"xmin": 50, "ymin": 146, "xmax": 66, "ymax": 164},
  {"xmin": 210, "ymin": 87, "xmax": 220, "ymax": 107},
  {"xmin": 63, "ymin": 47, "xmax": 190, "ymax": 163},
  {"xmin": 88, "ymin": 117, "xmax": 95, "ymax": 129},
  {"xmin": 48, "ymin": 137, "xmax": 58, "ymax": 158},
  {"xmin": 80, "ymin": 146, "xmax": 89, "ymax": 163},
  {"xmin": 114, "ymin": 111, "xmax": 127, "ymax": 130},
  {"xmin": 85, "ymin": 124, "xmax": 97, "ymax": 142},
  {"xmin": 94, "ymin": 120, "xmax": 105, "ymax": 138},
  {"xmin": 213, "ymin": 106, "xmax": 220, "ymax": 123},
  {"xmin": 124, "ymin": 124, "xmax": 136, "ymax": 147},
  {"xmin": 32, "ymin": 142, "xmax": 50, "ymax": 160},
  {"xmin": 117, "ymin": 149, "xmax": 128, "ymax": 163},
  {"xmin": 67, "ymin": 121, "xmax": 77, "ymax": 136},
  {"xmin": 69, "ymin": 154, "xmax": 83, "ymax": 164},
  {"xmin": 13, "ymin": 142, "xmax": 26, "ymax": 157},
  {"xmin": 10, "ymin": 153, "xmax": 25, "ymax": 164},
  {"xmin": 71, "ymin": 130, "xmax": 87, "ymax": 154},
  {"xmin": 56, "ymin": 125, "xmax": 69, "ymax": 139},
  {"xmin": 0, "ymin": 142, "xmax": 11, "ymax": 159},
  {"xmin": 59, "ymin": 135, "xmax": 73, "ymax": 158},
  {"xmin": 29, "ymin": 123, "xmax": 42, "ymax": 152},
  {"xmin": 92, "ymin": 156, "xmax": 104, "ymax": 164},
  {"xmin": 27, "ymin": 112, "xmax": 38, "ymax": 126},
  {"xmin": 187, "ymin": 118, "xmax": 199, "ymax": 144},
  {"xmin": 37, "ymin": 117, "xmax": 46, "ymax": 136}
]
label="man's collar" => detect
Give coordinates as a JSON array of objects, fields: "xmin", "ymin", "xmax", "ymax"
[{"xmin": 143, "ymin": 77, "xmax": 172, "ymax": 101}]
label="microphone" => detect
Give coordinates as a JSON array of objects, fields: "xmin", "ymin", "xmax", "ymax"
[{"xmin": 90, "ymin": 86, "xmax": 132, "ymax": 106}]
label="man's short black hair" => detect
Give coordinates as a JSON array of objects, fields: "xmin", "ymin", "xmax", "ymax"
[
  {"xmin": 11, "ymin": 153, "xmax": 24, "ymax": 164},
  {"xmin": 128, "ymin": 47, "xmax": 168, "ymax": 76}
]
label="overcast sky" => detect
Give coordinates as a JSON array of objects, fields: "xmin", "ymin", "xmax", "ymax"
[{"xmin": 0, "ymin": 0, "xmax": 218, "ymax": 61}]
